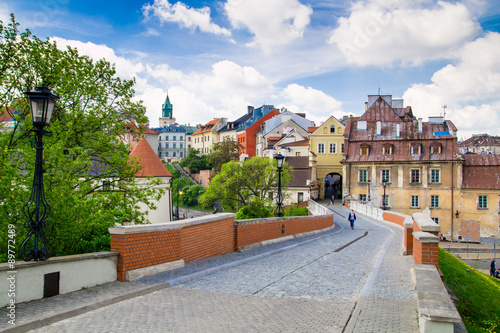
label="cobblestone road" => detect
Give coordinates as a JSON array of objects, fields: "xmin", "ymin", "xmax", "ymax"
[{"xmin": 24, "ymin": 204, "xmax": 419, "ymax": 333}]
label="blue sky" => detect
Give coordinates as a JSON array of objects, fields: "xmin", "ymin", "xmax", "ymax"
[{"xmin": 2, "ymin": 0, "xmax": 500, "ymax": 138}]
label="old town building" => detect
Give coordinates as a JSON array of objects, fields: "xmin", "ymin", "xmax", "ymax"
[{"xmin": 342, "ymin": 95, "xmax": 462, "ymax": 239}]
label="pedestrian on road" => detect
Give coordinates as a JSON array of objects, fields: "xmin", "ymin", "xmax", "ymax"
[
  {"xmin": 348, "ymin": 210, "xmax": 356, "ymax": 229},
  {"xmin": 491, "ymin": 259, "xmax": 497, "ymax": 276}
]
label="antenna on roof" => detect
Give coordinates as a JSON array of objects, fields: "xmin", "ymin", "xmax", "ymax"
[
  {"xmin": 378, "ymin": 85, "xmax": 381, "ymax": 95},
  {"xmin": 442, "ymin": 105, "xmax": 447, "ymax": 118}
]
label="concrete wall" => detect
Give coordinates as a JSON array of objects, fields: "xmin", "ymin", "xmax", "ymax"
[{"xmin": 0, "ymin": 252, "xmax": 118, "ymax": 306}]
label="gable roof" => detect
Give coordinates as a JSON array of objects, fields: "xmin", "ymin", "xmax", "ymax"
[
  {"xmin": 359, "ymin": 96, "xmax": 406, "ymax": 122},
  {"xmin": 311, "ymin": 115, "xmax": 345, "ymax": 136},
  {"xmin": 192, "ymin": 118, "xmax": 221, "ymax": 135},
  {"xmin": 129, "ymin": 138, "xmax": 171, "ymax": 177}
]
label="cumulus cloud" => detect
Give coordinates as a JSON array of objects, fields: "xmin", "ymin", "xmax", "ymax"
[
  {"xmin": 403, "ymin": 32, "xmax": 500, "ymax": 137},
  {"xmin": 143, "ymin": 0, "xmax": 231, "ymax": 37},
  {"xmin": 277, "ymin": 84, "xmax": 344, "ymax": 124},
  {"xmin": 224, "ymin": 0, "xmax": 312, "ymax": 52},
  {"xmin": 328, "ymin": 0, "xmax": 480, "ymax": 66}
]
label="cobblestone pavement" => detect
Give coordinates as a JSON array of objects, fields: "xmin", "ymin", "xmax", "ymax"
[{"xmin": 4, "ymin": 202, "xmax": 419, "ymax": 333}]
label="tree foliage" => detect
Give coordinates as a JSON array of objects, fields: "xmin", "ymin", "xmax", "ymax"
[
  {"xmin": 179, "ymin": 148, "xmax": 211, "ymax": 174},
  {"xmin": 0, "ymin": 14, "xmax": 163, "ymax": 261},
  {"xmin": 209, "ymin": 137, "xmax": 243, "ymax": 173},
  {"xmin": 199, "ymin": 157, "xmax": 291, "ymax": 212},
  {"xmin": 235, "ymin": 198, "xmax": 273, "ymax": 220}
]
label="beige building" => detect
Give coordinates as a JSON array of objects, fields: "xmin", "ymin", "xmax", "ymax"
[
  {"xmin": 309, "ymin": 116, "xmax": 346, "ymax": 200},
  {"xmin": 342, "ymin": 95, "xmax": 462, "ymax": 239},
  {"xmin": 191, "ymin": 118, "xmax": 227, "ymax": 154}
]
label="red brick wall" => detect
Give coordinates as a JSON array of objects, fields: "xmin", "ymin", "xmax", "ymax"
[
  {"xmin": 459, "ymin": 220, "xmax": 481, "ymax": 242},
  {"xmin": 181, "ymin": 218, "xmax": 235, "ymax": 262},
  {"xmin": 192, "ymin": 170, "xmax": 213, "ymax": 188},
  {"xmin": 235, "ymin": 216, "xmax": 333, "ymax": 249},
  {"xmin": 404, "ymin": 226, "xmax": 413, "ymax": 255},
  {"xmin": 110, "ymin": 230, "xmax": 181, "ymax": 281},
  {"xmin": 413, "ymin": 238, "xmax": 439, "ymax": 267},
  {"xmin": 383, "ymin": 212, "xmax": 405, "ymax": 227}
]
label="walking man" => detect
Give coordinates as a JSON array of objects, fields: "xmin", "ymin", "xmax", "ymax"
[
  {"xmin": 491, "ymin": 259, "xmax": 497, "ymax": 276},
  {"xmin": 348, "ymin": 210, "xmax": 356, "ymax": 230}
]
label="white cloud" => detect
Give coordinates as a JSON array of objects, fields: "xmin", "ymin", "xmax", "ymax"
[
  {"xmin": 225, "ymin": 0, "xmax": 312, "ymax": 52},
  {"xmin": 0, "ymin": 3, "xmax": 11, "ymax": 25},
  {"xmin": 403, "ymin": 32, "xmax": 500, "ymax": 137},
  {"xmin": 143, "ymin": 0, "xmax": 231, "ymax": 37},
  {"xmin": 277, "ymin": 84, "xmax": 344, "ymax": 124},
  {"xmin": 328, "ymin": 0, "xmax": 480, "ymax": 66}
]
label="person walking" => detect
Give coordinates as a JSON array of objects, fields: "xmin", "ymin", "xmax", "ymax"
[
  {"xmin": 330, "ymin": 195, "xmax": 335, "ymax": 206},
  {"xmin": 348, "ymin": 210, "xmax": 356, "ymax": 229},
  {"xmin": 491, "ymin": 259, "xmax": 497, "ymax": 276}
]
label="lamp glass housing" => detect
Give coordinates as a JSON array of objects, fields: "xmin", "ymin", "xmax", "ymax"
[
  {"xmin": 25, "ymin": 86, "xmax": 58, "ymax": 128},
  {"xmin": 275, "ymin": 153, "xmax": 285, "ymax": 169}
]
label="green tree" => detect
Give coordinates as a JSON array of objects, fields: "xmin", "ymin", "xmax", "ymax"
[
  {"xmin": 235, "ymin": 198, "xmax": 273, "ymax": 220},
  {"xmin": 199, "ymin": 157, "xmax": 291, "ymax": 212},
  {"xmin": 0, "ymin": 14, "xmax": 163, "ymax": 261},
  {"xmin": 179, "ymin": 148, "xmax": 211, "ymax": 173},
  {"xmin": 209, "ymin": 137, "xmax": 243, "ymax": 173}
]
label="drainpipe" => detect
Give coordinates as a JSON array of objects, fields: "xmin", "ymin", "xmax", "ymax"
[{"xmin": 451, "ymin": 161, "xmax": 454, "ymax": 242}]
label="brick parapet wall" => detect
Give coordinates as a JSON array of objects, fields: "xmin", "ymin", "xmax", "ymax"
[
  {"xmin": 235, "ymin": 215, "xmax": 333, "ymax": 249},
  {"xmin": 404, "ymin": 225, "xmax": 414, "ymax": 255},
  {"xmin": 383, "ymin": 212, "xmax": 406, "ymax": 227},
  {"xmin": 181, "ymin": 218, "xmax": 234, "ymax": 262},
  {"xmin": 109, "ymin": 213, "xmax": 333, "ymax": 281},
  {"xmin": 459, "ymin": 220, "xmax": 481, "ymax": 242}
]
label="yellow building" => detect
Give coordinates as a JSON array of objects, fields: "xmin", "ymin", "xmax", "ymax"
[
  {"xmin": 309, "ymin": 116, "xmax": 346, "ymax": 199},
  {"xmin": 191, "ymin": 118, "xmax": 227, "ymax": 154}
]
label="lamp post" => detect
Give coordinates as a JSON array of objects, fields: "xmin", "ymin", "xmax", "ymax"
[
  {"xmin": 275, "ymin": 153, "xmax": 285, "ymax": 217},
  {"xmin": 452, "ymin": 210, "xmax": 460, "ymax": 243},
  {"xmin": 169, "ymin": 177, "xmax": 173, "ymax": 221},
  {"xmin": 19, "ymin": 84, "xmax": 58, "ymax": 261},
  {"xmin": 177, "ymin": 184, "xmax": 183, "ymax": 220},
  {"xmin": 382, "ymin": 178, "xmax": 388, "ymax": 210}
]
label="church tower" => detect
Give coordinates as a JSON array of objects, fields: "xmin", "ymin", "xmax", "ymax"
[{"xmin": 159, "ymin": 93, "xmax": 176, "ymax": 126}]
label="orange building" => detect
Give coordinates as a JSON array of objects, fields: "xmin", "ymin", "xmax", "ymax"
[{"xmin": 237, "ymin": 109, "xmax": 280, "ymax": 157}]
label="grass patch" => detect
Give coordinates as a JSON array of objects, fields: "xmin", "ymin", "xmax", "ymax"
[{"xmin": 439, "ymin": 248, "xmax": 500, "ymax": 332}]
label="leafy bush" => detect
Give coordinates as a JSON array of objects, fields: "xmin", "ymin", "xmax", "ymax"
[
  {"xmin": 181, "ymin": 185, "xmax": 205, "ymax": 206},
  {"xmin": 284, "ymin": 206, "xmax": 308, "ymax": 217},
  {"xmin": 235, "ymin": 198, "xmax": 273, "ymax": 220}
]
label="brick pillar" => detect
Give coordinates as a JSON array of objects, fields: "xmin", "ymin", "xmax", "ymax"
[
  {"xmin": 404, "ymin": 222, "xmax": 414, "ymax": 255},
  {"xmin": 413, "ymin": 232, "xmax": 440, "ymax": 267}
]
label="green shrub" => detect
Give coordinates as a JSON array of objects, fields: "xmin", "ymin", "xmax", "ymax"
[
  {"xmin": 235, "ymin": 198, "xmax": 273, "ymax": 220},
  {"xmin": 284, "ymin": 206, "xmax": 308, "ymax": 217}
]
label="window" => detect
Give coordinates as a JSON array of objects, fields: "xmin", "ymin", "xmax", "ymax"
[
  {"xmin": 173, "ymin": 152, "xmax": 176, "ymax": 156},
  {"xmin": 384, "ymin": 147, "xmax": 392, "ymax": 155},
  {"xmin": 430, "ymin": 169, "xmax": 440, "ymax": 183},
  {"xmin": 173, "ymin": 136, "xmax": 176, "ymax": 141},
  {"xmin": 295, "ymin": 152, "xmax": 301, "ymax": 156},
  {"xmin": 329, "ymin": 143, "xmax": 336, "ymax": 154},
  {"xmin": 361, "ymin": 147, "xmax": 368, "ymax": 155},
  {"xmin": 341, "ymin": 143, "xmax": 345, "ymax": 153},
  {"xmin": 165, "ymin": 136, "xmax": 169, "ymax": 140},
  {"xmin": 431, "ymin": 146, "xmax": 441, "ymax": 154},
  {"xmin": 359, "ymin": 169, "xmax": 368, "ymax": 183},
  {"xmin": 165, "ymin": 143, "xmax": 169, "ymax": 148},
  {"xmin": 188, "ymin": 137, "xmax": 191, "ymax": 141},
  {"xmin": 430, "ymin": 195, "xmax": 439, "ymax": 208},
  {"xmin": 431, "ymin": 217, "xmax": 439, "ymax": 224},
  {"xmin": 411, "ymin": 195, "xmax": 419, "ymax": 208},
  {"xmin": 330, "ymin": 125, "xmax": 335, "ymax": 133},
  {"xmin": 478, "ymin": 195, "xmax": 488, "ymax": 209},
  {"xmin": 165, "ymin": 152, "xmax": 169, "ymax": 156},
  {"xmin": 411, "ymin": 146, "xmax": 420, "ymax": 155},
  {"xmin": 359, "ymin": 194, "xmax": 367, "ymax": 201},
  {"xmin": 381, "ymin": 169, "xmax": 390, "ymax": 182},
  {"xmin": 180, "ymin": 152, "xmax": 183, "ymax": 157},
  {"xmin": 180, "ymin": 143, "xmax": 183, "ymax": 149},
  {"xmin": 318, "ymin": 143, "xmax": 325, "ymax": 154},
  {"xmin": 159, "ymin": 137, "xmax": 162, "ymax": 141},
  {"xmin": 410, "ymin": 169, "xmax": 420, "ymax": 183}
]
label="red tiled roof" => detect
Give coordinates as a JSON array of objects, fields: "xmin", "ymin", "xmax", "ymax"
[
  {"xmin": 308, "ymin": 127, "xmax": 319, "ymax": 133},
  {"xmin": 277, "ymin": 139, "xmax": 310, "ymax": 147},
  {"xmin": 129, "ymin": 138, "xmax": 171, "ymax": 177},
  {"xmin": 121, "ymin": 123, "xmax": 158, "ymax": 135},
  {"xmin": 193, "ymin": 118, "xmax": 221, "ymax": 135},
  {"xmin": 459, "ymin": 134, "xmax": 500, "ymax": 147},
  {"xmin": 463, "ymin": 154, "xmax": 500, "ymax": 189}
]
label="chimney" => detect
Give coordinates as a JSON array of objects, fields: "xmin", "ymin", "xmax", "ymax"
[
  {"xmin": 376, "ymin": 121, "xmax": 381, "ymax": 136},
  {"xmin": 248, "ymin": 106, "xmax": 254, "ymax": 115},
  {"xmin": 396, "ymin": 124, "xmax": 401, "ymax": 138},
  {"xmin": 418, "ymin": 118, "xmax": 423, "ymax": 133}
]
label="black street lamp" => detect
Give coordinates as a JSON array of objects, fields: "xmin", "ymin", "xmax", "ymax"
[
  {"xmin": 19, "ymin": 84, "xmax": 58, "ymax": 261},
  {"xmin": 169, "ymin": 177, "xmax": 173, "ymax": 221},
  {"xmin": 382, "ymin": 178, "xmax": 388, "ymax": 210},
  {"xmin": 176, "ymin": 181, "xmax": 183, "ymax": 220},
  {"xmin": 367, "ymin": 179, "xmax": 371, "ymax": 201},
  {"xmin": 275, "ymin": 153, "xmax": 285, "ymax": 217}
]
